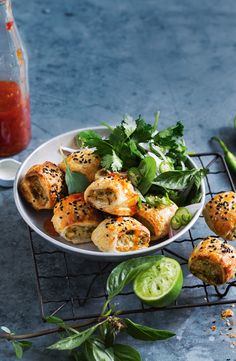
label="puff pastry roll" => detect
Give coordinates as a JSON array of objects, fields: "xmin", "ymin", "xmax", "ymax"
[
  {"xmin": 135, "ymin": 202, "xmax": 178, "ymax": 240},
  {"xmin": 188, "ymin": 237, "xmax": 236, "ymax": 285},
  {"xmin": 84, "ymin": 173, "xmax": 139, "ymax": 216},
  {"xmin": 20, "ymin": 161, "xmax": 65, "ymax": 210},
  {"xmin": 52, "ymin": 193, "xmax": 103, "ymax": 244},
  {"xmin": 203, "ymin": 191, "xmax": 236, "ymax": 240},
  {"xmin": 58, "ymin": 149, "xmax": 100, "ymax": 183},
  {"xmin": 91, "ymin": 217, "xmax": 150, "ymax": 252}
]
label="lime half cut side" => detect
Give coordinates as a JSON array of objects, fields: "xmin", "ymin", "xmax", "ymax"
[{"xmin": 133, "ymin": 257, "xmax": 183, "ymax": 308}]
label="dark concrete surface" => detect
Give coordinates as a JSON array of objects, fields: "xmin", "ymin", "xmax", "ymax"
[{"xmin": 1, "ymin": 0, "xmax": 236, "ymax": 360}]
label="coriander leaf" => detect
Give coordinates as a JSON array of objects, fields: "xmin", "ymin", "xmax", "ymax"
[
  {"xmin": 106, "ymin": 255, "xmax": 163, "ymax": 300},
  {"xmin": 101, "ymin": 151, "xmax": 123, "ymax": 171},
  {"xmin": 77, "ymin": 130, "xmax": 102, "ymax": 147},
  {"xmin": 12, "ymin": 342, "xmax": 23, "ymax": 359},
  {"xmin": 127, "ymin": 139, "xmax": 144, "ymax": 158},
  {"xmin": 48, "ymin": 323, "xmax": 102, "ymax": 350},
  {"xmin": 153, "ymin": 168, "xmax": 208, "ymax": 190},
  {"xmin": 65, "ymin": 167, "xmax": 89, "ymax": 194},
  {"xmin": 138, "ymin": 156, "xmax": 157, "ymax": 195},
  {"xmin": 109, "ymin": 126, "xmax": 126, "ymax": 151},
  {"xmin": 113, "ymin": 344, "xmax": 141, "ymax": 361},
  {"xmin": 124, "ymin": 319, "xmax": 175, "ymax": 341},
  {"xmin": 145, "ymin": 194, "xmax": 173, "ymax": 207},
  {"xmin": 84, "ymin": 338, "xmax": 114, "ymax": 361},
  {"xmin": 77, "ymin": 130, "xmax": 112, "ymax": 157},
  {"xmin": 131, "ymin": 116, "xmax": 154, "ymax": 142},
  {"xmin": 154, "ymin": 121, "xmax": 184, "ymax": 144},
  {"xmin": 122, "ymin": 114, "xmax": 137, "ymax": 137}
]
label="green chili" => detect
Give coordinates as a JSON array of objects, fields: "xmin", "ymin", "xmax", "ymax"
[{"xmin": 212, "ymin": 137, "xmax": 236, "ymax": 173}]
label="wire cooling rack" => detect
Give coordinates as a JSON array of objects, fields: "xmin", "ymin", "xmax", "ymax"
[{"xmin": 28, "ymin": 153, "xmax": 236, "ymax": 322}]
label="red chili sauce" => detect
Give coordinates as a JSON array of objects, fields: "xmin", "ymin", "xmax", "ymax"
[{"xmin": 0, "ymin": 81, "xmax": 31, "ymax": 156}]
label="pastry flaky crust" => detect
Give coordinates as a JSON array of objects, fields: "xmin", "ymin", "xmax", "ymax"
[
  {"xmin": 135, "ymin": 202, "xmax": 178, "ymax": 241},
  {"xmin": 51, "ymin": 193, "xmax": 103, "ymax": 244},
  {"xmin": 84, "ymin": 172, "xmax": 139, "ymax": 216},
  {"xmin": 19, "ymin": 161, "xmax": 65, "ymax": 210},
  {"xmin": 203, "ymin": 191, "xmax": 236, "ymax": 241},
  {"xmin": 91, "ymin": 217, "xmax": 150, "ymax": 252},
  {"xmin": 58, "ymin": 149, "xmax": 101, "ymax": 183},
  {"xmin": 188, "ymin": 237, "xmax": 236, "ymax": 285}
]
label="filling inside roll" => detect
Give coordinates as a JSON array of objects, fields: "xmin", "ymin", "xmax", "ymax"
[
  {"xmin": 116, "ymin": 229, "xmax": 149, "ymax": 252},
  {"xmin": 29, "ymin": 176, "xmax": 48, "ymax": 204},
  {"xmin": 190, "ymin": 259, "xmax": 223, "ymax": 284},
  {"xmin": 89, "ymin": 188, "xmax": 117, "ymax": 205},
  {"xmin": 64, "ymin": 225, "xmax": 95, "ymax": 243}
]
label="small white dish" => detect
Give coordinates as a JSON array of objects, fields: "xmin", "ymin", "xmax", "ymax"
[{"xmin": 0, "ymin": 158, "xmax": 21, "ymax": 187}]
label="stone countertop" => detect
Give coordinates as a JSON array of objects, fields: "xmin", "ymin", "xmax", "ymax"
[{"xmin": 1, "ymin": 0, "xmax": 236, "ymax": 360}]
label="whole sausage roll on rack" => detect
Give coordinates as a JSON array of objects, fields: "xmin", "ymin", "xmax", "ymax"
[
  {"xmin": 20, "ymin": 161, "xmax": 65, "ymax": 210},
  {"xmin": 52, "ymin": 193, "xmax": 103, "ymax": 244},
  {"xmin": 58, "ymin": 149, "xmax": 101, "ymax": 182},
  {"xmin": 84, "ymin": 172, "xmax": 139, "ymax": 216},
  {"xmin": 135, "ymin": 202, "xmax": 178, "ymax": 241},
  {"xmin": 188, "ymin": 237, "xmax": 236, "ymax": 285},
  {"xmin": 203, "ymin": 191, "xmax": 236, "ymax": 241},
  {"xmin": 91, "ymin": 217, "xmax": 150, "ymax": 252}
]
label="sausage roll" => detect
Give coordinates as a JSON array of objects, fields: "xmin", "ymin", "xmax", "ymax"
[
  {"xmin": 135, "ymin": 202, "xmax": 178, "ymax": 241},
  {"xmin": 58, "ymin": 149, "xmax": 100, "ymax": 183},
  {"xmin": 84, "ymin": 173, "xmax": 139, "ymax": 216},
  {"xmin": 91, "ymin": 217, "xmax": 150, "ymax": 252},
  {"xmin": 20, "ymin": 161, "xmax": 65, "ymax": 210},
  {"xmin": 188, "ymin": 237, "xmax": 236, "ymax": 285},
  {"xmin": 52, "ymin": 193, "xmax": 103, "ymax": 244},
  {"xmin": 203, "ymin": 191, "xmax": 236, "ymax": 241}
]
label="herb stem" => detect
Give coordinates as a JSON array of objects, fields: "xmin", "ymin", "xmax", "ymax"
[{"xmin": 0, "ymin": 317, "xmax": 104, "ymax": 341}]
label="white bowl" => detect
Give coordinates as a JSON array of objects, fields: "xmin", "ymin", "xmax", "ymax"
[{"xmin": 14, "ymin": 127, "xmax": 205, "ymax": 261}]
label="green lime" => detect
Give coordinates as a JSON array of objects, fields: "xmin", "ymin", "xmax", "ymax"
[{"xmin": 133, "ymin": 257, "xmax": 183, "ymax": 307}]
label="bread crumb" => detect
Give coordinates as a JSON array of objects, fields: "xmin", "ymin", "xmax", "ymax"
[
  {"xmin": 211, "ymin": 325, "xmax": 217, "ymax": 331},
  {"xmin": 221, "ymin": 309, "xmax": 234, "ymax": 319},
  {"xmin": 227, "ymin": 333, "xmax": 236, "ymax": 339}
]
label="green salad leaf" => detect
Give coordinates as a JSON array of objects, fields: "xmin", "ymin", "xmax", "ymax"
[
  {"xmin": 113, "ymin": 344, "xmax": 141, "ymax": 361},
  {"xmin": 106, "ymin": 256, "xmax": 163, "ymax": 300},
  {"xmin": 153, "ymin": 168, "xmax": 207, "ymax": 190},
  {"xmin": 124, "ymin": 319, "xmax": 175, "ymax": 341}
]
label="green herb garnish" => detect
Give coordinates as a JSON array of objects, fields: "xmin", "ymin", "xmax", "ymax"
[{"xmin": 1, "ymin": 256, "xmax": 175, "ymax": 360}]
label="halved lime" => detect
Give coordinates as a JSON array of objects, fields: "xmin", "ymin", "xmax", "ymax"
[{"xmin": 133, "ymin": 257, "xmax": 183, "ymax": 307}]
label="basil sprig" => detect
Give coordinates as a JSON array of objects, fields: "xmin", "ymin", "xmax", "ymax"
[{"xmin": 1, "ymin": 256, "xmax": 175, "ymax": 360}]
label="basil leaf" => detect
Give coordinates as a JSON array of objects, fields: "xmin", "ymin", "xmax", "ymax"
[
  {"xmin": 113, "ymin": 344, "xmax": 141, "ymax": 361},
  {"xmin": 46, "ymin": 315, "xmax": 65, "ymax": 325},
  {"xmin": 106, "ymin": 255, "xmax": 163, "ymax": 300},
  {"xmin": 1, "ymin": 326, "xmax": 11, "ymax": 334},
  {"xmin": 84, "ymin": 338, "xmax": 114, "ymax": 361},
  {"xmin": 48, "ymin": 324, "xmax": 100, "ymax": 350},
  {"xmin": 65, "ymin": 167, "xmax": 89, "ymax": 194},
  {"xmin": 12, "ymin": 342, "xmax": 23, "ymax": 359},
  {"xmin": 138, "ymin": 156, "xmax": 157, "ymax": 195},
  {"xmin": 154, "ymin": 168, "xmax": 207, "ymax": 190},
  {"xmin": 124, "ymin": 319, "xmax": 175, "ymax": 341},
  {"xmin": 77, "ymin": 130, "xmax": 102, "ymax": 147}
]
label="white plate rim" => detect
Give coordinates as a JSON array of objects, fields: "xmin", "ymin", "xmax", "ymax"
[{"xmin": 14, "ymin": 126, "xmax": 206, "ymax": 259}]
